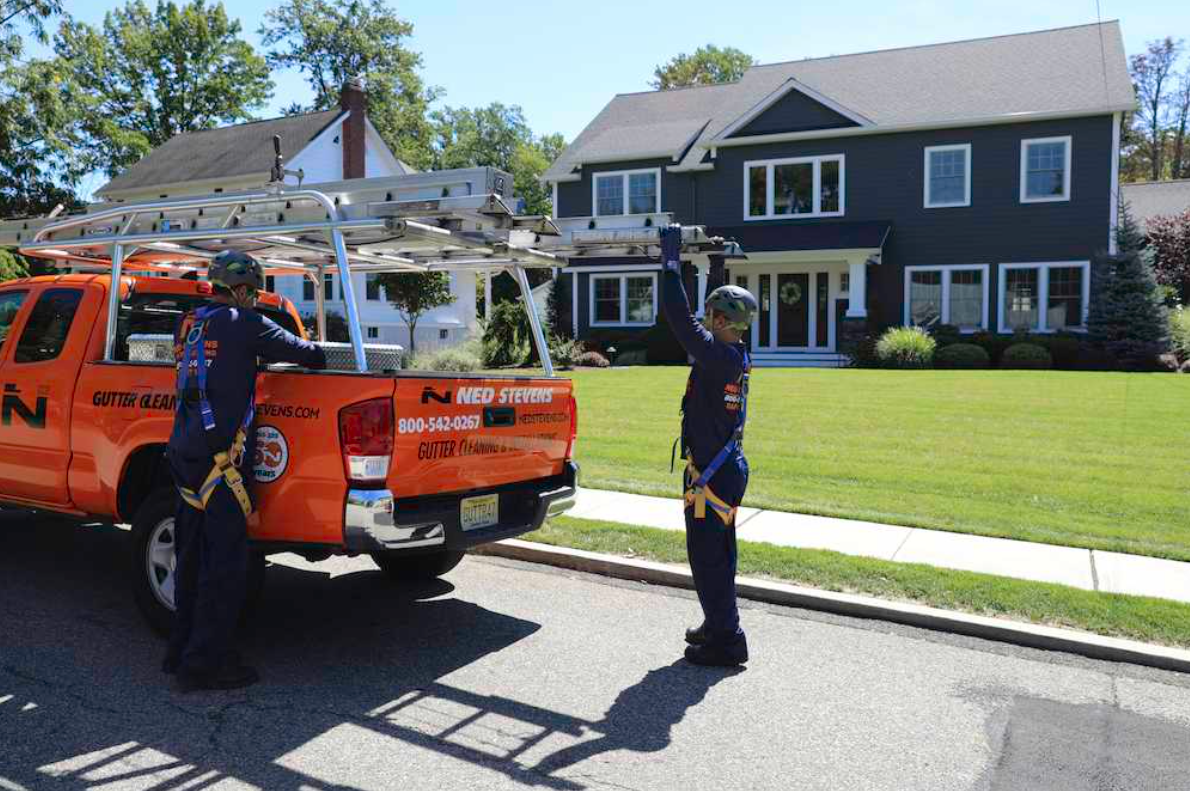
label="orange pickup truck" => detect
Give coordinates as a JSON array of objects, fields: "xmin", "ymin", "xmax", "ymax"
[{"xmin": 0, "ymin": 273, "xmax": 577, "ymax": 632}]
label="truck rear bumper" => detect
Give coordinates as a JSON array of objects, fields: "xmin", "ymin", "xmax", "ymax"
[{"xmin": 344, "ymin": 462, "xmax": 579, "ymax": 554}]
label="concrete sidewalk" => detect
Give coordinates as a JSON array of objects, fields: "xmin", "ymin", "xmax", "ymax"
[{"xmin": 563, "ymin": 488, "xmax": 1190, "ymax": 605}]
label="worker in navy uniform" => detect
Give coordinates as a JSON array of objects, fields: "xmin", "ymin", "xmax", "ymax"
[
  {"xmin": 659, "ymin": 225, "xmax": 758, "ymax": 667},
  {"xmin": 165, "ymin": 250, "xmax": 326, "ymax": 692}
]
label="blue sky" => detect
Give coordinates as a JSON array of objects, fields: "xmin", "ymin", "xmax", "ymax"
[{"xmin": 24, "ymin": 0, "xmax": 1190, "ymax": 196}]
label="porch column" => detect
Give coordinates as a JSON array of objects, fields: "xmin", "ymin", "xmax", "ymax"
[
  {"xmin": 846, "ymin": 260, "xmax": 868, "ymax": 318},
  {"xmin": 484, "ymin": 270, "xmax": 493, "ymax": 318},
  {"xmin": 695, "ymin": 261, "xmax": 709, "ymax": 317}
]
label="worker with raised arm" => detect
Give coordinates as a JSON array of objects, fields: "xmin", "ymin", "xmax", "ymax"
[
  {"xmin": 659, "ymin": 225, "xmax": 757, "ymax": 667},
  {"xmin": 165, "ymin": 250, "xmax": 326, "ymax": 692}
]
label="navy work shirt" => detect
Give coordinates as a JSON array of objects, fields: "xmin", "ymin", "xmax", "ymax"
[
  {"xmin": 167, "ymin": 302, "xmax": 326, "ymax": 490},
  {"xmin": 659, "ymin": 269, "xmax": 749, "ymax": 487}
]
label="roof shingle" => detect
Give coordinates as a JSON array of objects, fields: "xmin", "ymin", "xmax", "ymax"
[
  {"xmin": 98, "ymin": 109, "xmax": 343, "ymax": 195},
  {"xmin": 1121, "ymin": 180, "xmax": 1190, "ymax": 228},
  {"xmin": 545, "ymin": 22, "xmax": 1134, "ymax": 181}
]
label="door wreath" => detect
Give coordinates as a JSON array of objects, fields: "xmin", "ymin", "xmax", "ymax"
[{"xmin": 779, "ymin": 281, "xmax": 803, "ymax": 305}]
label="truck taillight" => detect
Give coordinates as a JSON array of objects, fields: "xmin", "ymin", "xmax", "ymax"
[
  {"xmin": 339, "ymin": 398, "xmax": 393, "ymax": 485},
  {"xmin": 566, "ymin": 394, "xmax": 577, "ymax": 460}
]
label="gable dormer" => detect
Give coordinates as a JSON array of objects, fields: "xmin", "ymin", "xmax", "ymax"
[{"xmin": 717, "ymin": 78, "xmax": 874, "ymax": 142}]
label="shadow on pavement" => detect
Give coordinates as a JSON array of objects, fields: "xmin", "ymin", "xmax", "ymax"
[{"xmin": 0, "ymin": 513, "xmax": 733, "ymax": 790}]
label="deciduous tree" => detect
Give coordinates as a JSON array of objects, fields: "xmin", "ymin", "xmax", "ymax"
[
  {"xmin": 377, "ymin": 272, "xmax": 454, "ymax": 358},
  {"xmin": 651, "ymin": 45, "xmax": 755, "ymax": 90}
]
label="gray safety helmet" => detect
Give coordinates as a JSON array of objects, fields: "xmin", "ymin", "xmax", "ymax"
[
  {"xmin": 705, "ymin": 284, "xmax": 758, "ymax": 330},
  {"xmin": 209, "ymin": 250, "xmax": 264, "ymax": 293}
]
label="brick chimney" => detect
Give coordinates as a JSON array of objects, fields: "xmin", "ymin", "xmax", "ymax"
[{"xmin": 340, "ymin": 77, "xmax": 367, "ymax": 180}]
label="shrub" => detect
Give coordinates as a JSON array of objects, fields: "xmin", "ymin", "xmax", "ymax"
[
  {"xmin": 875, "ymin": 326, "xmax": 936, "ymax": 369},
  {"xmin": 646, "ymin": 311, "xmax": 688, "ymax": 364},
  {"xmin": 613, "ymin": 349, "xmax": 649, "ymax": 366},
  {"xmin": 575, "ymin": 351, "xmax": 610, "ymax": 368},
  {"xmin": 930, "ymin": 324, "xmax": 962, "ymax": 348},
  {"xmin": 1001, "ymin": 343, "xmax": 1053, "ymax": 370},
  {"xmin": 547, "ymin": 335, "xmax": 581, "ymax": 369},
  {"xmin": 1043, "ymin": 332, "xmax": 1082, "ymax": 370},
  {"xmin": 1172, "ymin": 307, "xmax": 1190, "ymax": 362},
  {"xmin": 411, "ymin": 344, "xmax": 483, "ymax": 372},
  {"xmin": 481, "ymin": 301, "xmax": 531, "ymax": 368},
  {"xmin": 968, "ymin": 331, "xmax": 1015, "ymax": 366},
  {"xmin": 934, "ymin": 343, "xmax": 990, "ymax": 370},
  {"xmin": 843, "ymin": 331, "xmax": 880, "ymax": 368}
]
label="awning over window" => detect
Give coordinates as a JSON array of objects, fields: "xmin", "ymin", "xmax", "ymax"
[{"xmin": 706, "ymin": 220, "xmax": 892, "ymax": 255}]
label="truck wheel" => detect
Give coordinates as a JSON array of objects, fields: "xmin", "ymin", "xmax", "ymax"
[
  {"xmin": 130, "ymin": 489, "xmax": 266, "ymax": 637},
  {"xmin": 370, "ymin": 549, "xmax": 465, "ymax": 581}
]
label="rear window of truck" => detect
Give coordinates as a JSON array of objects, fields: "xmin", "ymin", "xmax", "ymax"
[{"xmin": 114, "ymin": 293, "xmax": 302, "ymax": 362}]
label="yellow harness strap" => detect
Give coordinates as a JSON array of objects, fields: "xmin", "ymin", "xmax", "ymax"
[
  {"xmin": 177, "ymin": 428, "xmax": 253, "ymax": 518},
  {"xmin": 684, "ymin": 456, "xmax": 738, "ymax": 526}
]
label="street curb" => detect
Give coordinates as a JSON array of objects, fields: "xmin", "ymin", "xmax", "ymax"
[{"xmin": 472, "ymin": 539, "xmax": 1190, "ymax": 675}]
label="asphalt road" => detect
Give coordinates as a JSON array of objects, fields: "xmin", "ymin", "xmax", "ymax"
[{"xmin": 4, "ymin": 513, "xmax": 1190, "ymax": 791}]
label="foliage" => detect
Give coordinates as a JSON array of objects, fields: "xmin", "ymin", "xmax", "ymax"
[
  {"xmin": 1128, "ymin": 37, "xmax": 1184, "ymax": 182},
  {"xmin": 300, "ymin": 309, "xmax": 348, "ymax": 341},
  {"xmin": 260, "ymin": 0, "xmax": 440, "ymax": 170},
  {"xmin": 645, "ymin": 309, "xmax": 688, "ymax": 365},
  {"xmin": 875, "ymin": 326, "xmax": 936, "ymax": 369},
  {"xmin": 1147, "ymin": 209, "xmax": 1190, "ymax": 302},
  {"xmin": 1115, "ymin": 199, "xmax": 1148, "ymax": 255},
  {"xmin": 0, "ymin": 1, "xmax": 84, "ymax": 216},
  {"xmin": 933, "ymin": 343, "xmax": 990, "ymax": 370},
  {"xmin": 574, "ymin": 350, "xmax": 609, "ymax": 368},
  {"xmin": 54, "ymin": 0, "xmax": 273, "ymax": 178},
  {"xmin": 651, "ymin": 45, "xmax": 755, "ymax": 90},
  {"xmin": 410, "ymin": 341, "xmax": 482, "ymax": 372},
  {"xmin": 1087, "ymin": 250, "xmax": 1171, "ymax": 370},
  {"xmin": 546, "ymin": 274, "xmax": 570, "ymax": 339},
  {"xmin": 431, "ymin": 102, "xmax": 565, "ymax": 216},
  {"xmin": 967, "ymin": 331, "xmax": 1018, "ymax": 366},
  {"xmin": 547, "ymin": 334, "xmax": 580, "ymax": 369},
  {"xmin": 1040, "ymin": 332, "xmax": 1083, "ymax": 370},
  {"xmin": 1000, "ymin": 343, "xmax": 1053, "ymax": 370},
  {"xmin": 1171, "ymin": 307, "xmax": 1190, "ymax": 361},
  {"xmin": 929, "ymin": 323, "xmax": 962, "ymax": 348},
  {"xmin": 480, "ymin": 300, "xmax": 531, "ymax": 368},
  {"xmin": 376, "ymin": 271, "xmax": 453, "ymax": 358},
  {"xmin": 0, "ymin": 248, "xmax": 27, "ymax": 282}
]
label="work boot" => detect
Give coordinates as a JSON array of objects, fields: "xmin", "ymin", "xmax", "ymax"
[
  {"xmin": 684, "ymin": 636, "xmax": 748, "ymax": 667},
  {"xmin": 176, "ymin": 663, "xmax": 260, "ymax": 693},
  {"xmin": 685, "ymin": 623, "xmax": 708, "ymax": 646}
]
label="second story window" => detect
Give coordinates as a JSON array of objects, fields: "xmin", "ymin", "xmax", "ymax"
[
  {"xmin": 593, "ymin": 169, "xmax": 661, "ymax": 216},
  {"xmin": 745, "ymin": 155, "xmax": 845, "ymax": 220},
  {"xmin": 1020, "ymin": 136, "xmax": 1072, "ymax": 203},
  {"xmin": 924, "ymin": 144, "xmax": 971, "ymax": 208},
  {"xmin": 366, "ymin": 273, "xmax": 382, "ymax": 301}
]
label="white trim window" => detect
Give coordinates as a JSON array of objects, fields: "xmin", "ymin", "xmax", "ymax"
[
  {"xmin": 904, "ymin": 265, "xmax": 990, "ymax": 331},
  {"xmin": 924, "ymin": 144, "xmax": 971, "ymax": 208},
  {"xmin": 590, "ymin": 273, "xmax": 658, "ymax": 326},
  {"xmin": 1020, "ymin": 136, "xmax": 1072, "ymax": 203},
  {"xmin": 745, "ymin": 155, "xmax": 845, "ymax": 220},
  {"xmin": 998, "ymin": 261, "xmax": 1090, "ymax": 333},
  {"xmin": 366, "ymin": 326, "xmax": 379, "ymax": 340},
  {"xmin": 592, "ymin": 168, "xmax": 661, "ymax": 217},
  {"xmin": 365, "ymin": 273, "xmax": 382, "ymax": 301}
]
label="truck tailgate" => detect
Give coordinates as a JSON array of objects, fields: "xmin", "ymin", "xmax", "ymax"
[{"xmin": 390, "ymin": 376, "xmax": 574, "ymax": 498}]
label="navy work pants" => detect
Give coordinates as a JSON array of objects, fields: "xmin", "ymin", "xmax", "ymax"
[
  {"xmin": 167, "ymin": 482, "xmax": 249, "ymax": 677},
  {"xmin": 684, "ymin": 459, "xmax": 748, "ymax": 645}
]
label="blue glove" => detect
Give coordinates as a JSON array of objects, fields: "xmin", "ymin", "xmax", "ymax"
[{"xmin": 660, "ymin": 224, "xmax": 683, "ymax": 274}]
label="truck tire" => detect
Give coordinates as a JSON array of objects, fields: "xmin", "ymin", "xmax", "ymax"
[
  {"xmin": 370, "ymin": 549, "xmax": 465, "ymax": 581},
  {"xmin": 130, "ymin": 488, "xmax": 266, "ymax": 637}
]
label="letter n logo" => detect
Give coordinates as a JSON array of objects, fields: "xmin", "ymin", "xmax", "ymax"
[
  {"xmin": 1, "ymin": 384, "xmax": 47, "ymax": 429},
  {"xmin": 421, "ymin": 386, "xmax": 452, "ymax": 405}
]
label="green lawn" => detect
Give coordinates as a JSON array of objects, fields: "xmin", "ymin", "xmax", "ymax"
[
  {"xmin": 532, "ymin": 517, "xmax": 1190, "ymax": 648},
  {"xmin": 568, "ymin": 368, "xmax": 1190, "ymax": 561}
]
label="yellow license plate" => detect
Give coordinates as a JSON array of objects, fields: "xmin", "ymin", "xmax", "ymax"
[{"xmin": 460, "ymin": 494, "xmax": 499, "ymax": 531}]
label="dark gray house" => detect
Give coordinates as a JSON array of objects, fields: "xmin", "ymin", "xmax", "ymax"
[{"xmin": 544, "ymin": 23, "xmax": 1134, "ymax": 366}]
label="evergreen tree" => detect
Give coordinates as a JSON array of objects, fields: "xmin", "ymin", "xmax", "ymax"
[
  {"xmin": 546, "ymin": 273, "xmax": 571, "ymax": 340},
  {"xmin": 1115, "ymin": 198, "xmax": 1148, "ymax": 254},
  {"xmin": 1089, "ymin": 202, "xmax": 1171, "ymax": 369}
]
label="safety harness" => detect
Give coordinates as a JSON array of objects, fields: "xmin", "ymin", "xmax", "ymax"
[
  {"xmin": 175, "ymin": 305, "xmax": 255, "ymax": 518},
  {"xmin": 679, "ymin": 347, "xmax": 751, "ymax": 526}
]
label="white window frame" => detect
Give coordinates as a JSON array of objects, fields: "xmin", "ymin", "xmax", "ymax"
[
  {"xmin": 997, "ymin": 261, "xmax": 1091, "ymax": 334},
  {"xmin": 589, "ymin": 273, "xmax": 658, "ymax": 327},
  {"xmin": 365, "ymin": 273, "xmax": 383, "ymax": 302},
  {"xmin": 743, "ymin": 154, "xmax": 846, "ymax": 221},
  {"xmin": 592, "ymin": 168, "xmax": 662, "ymax": 217},
  {"xmin": 923, "ymin": 144, "xmax": 972, "ymax": 208},
  {"xmin": 903, "ymin": 264, "xmax": 990, "ymax": 331},
  {"xmin": 1020, "ymin": 136, "xmax": 1072, "ymax": 204}
]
